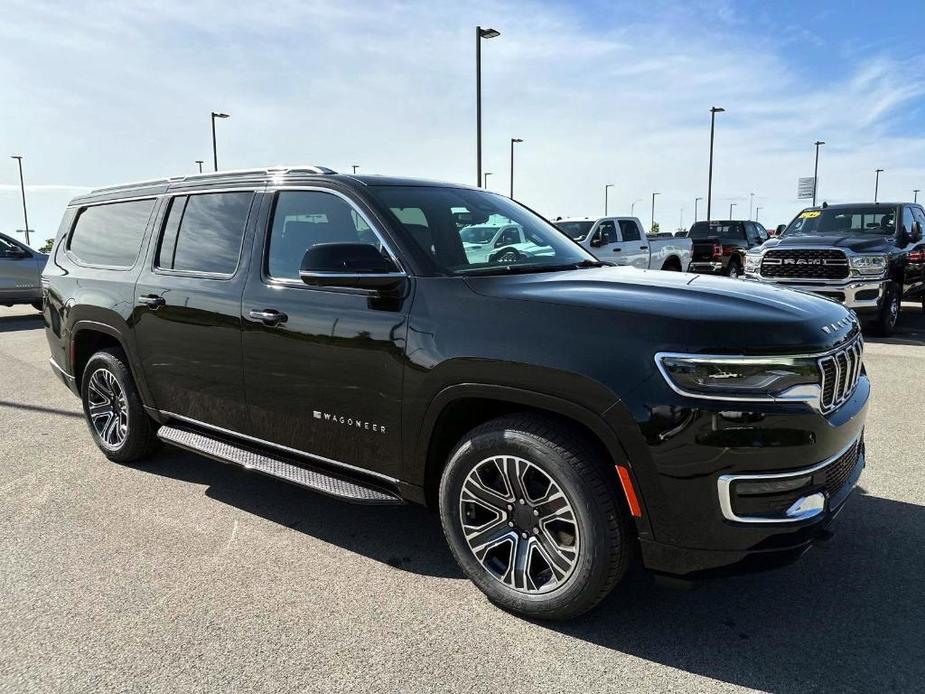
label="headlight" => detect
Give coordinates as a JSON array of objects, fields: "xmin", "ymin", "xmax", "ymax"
[
  {"xmin": 657, "ymin": 354, "xmax": 820, "ymax": 397},
  {"xmin": 744, "ymin": 254, "xmax": 761, "ymax": 273},
  {"xmin": 849, "ymin": 254, "xmax": 887, "ymax": 275}
]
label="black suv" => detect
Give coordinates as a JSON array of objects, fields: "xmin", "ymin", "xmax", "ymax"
[
  {"xmin": 43, "ymin": 167, "xmax": 868, "ymax": 619},
  {"xmin": 688, "ymin": 220, "xmax": 770, "ymax": 277},
  {"xmin": 744, "ymin": 202, "xmax": 925, "ymax": 335}
]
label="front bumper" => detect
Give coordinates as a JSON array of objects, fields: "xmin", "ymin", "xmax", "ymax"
[{"xmin": 744, "ymin": 274, "xmax": 887, "ymax": 312}]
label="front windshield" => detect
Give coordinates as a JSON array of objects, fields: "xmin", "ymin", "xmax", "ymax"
[
  {"xmin": 367, "ymin": 186, "xmax": 599, "ymax": 275},
  {"xmin": 784, "ymin": 206, "xmax": 897, "ymax": 236},
  {"xmin": 555, "ymin": 220, "xmax": 594, "ymax": 241}
]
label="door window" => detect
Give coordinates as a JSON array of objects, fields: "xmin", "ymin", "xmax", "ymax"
[
  {"xmin": 0, "ymin": 236, "xmax": 20, "ymax": 257},
  {"xmin": 68, "ymin": 199, "xmax": 155, "ymax": 267},
  {"xmin": 619, "ymin": 220, "xmax": 640, "ymax": 242},
  {"xmin": 901, "ymin": 207, "xmax": 915, "ymax": 236},
  {"xmin": 156, "ymin": 192, "xmax": 253, "ymax": 275},
  {"xmin": 911, "ymin": 206, "xmax": 925, "ymax": 230},
  {"xmin": 597, "ymin": 221, "xmax": 618, "ymax": 244},
  {"xmin": 267, "ymin": 191, "xmax": 389, "ymax": 281}
]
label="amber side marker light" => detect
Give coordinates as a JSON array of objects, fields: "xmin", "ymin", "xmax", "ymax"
[{"xmin": 615, "ymin": 465, "xmax": 642, "ymax": 518}]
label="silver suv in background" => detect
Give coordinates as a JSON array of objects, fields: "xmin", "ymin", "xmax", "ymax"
[{"xmin": 0, "ymin": 232, "xmax": 46, "ymax": 311}]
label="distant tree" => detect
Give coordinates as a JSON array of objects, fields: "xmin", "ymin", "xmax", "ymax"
[
  {"xmin": 39, "ymin": 238, "xmax": 54, "ymax": 253},
  {"xmin": 650, "ymin": 221, "xmax": 660, "ymax": 234}
]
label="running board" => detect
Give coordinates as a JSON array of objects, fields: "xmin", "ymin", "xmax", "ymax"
[{"xmin": 157, "ymin": 424, "xmax": 404, "ymax": 505}]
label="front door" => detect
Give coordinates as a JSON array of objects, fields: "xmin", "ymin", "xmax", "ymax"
[
  {"xmin": 133, "ymin": 189, "xmax": 259, "ymax": 431},
  {"xmin": 618, "ymin": 220, "xmax": 649, "ymax": 268},
  {"xmin": 240, "ymin": 188, "xmax": 409, "ymax": 480},
  {"xmin": 0, "ymin": 235, "xmax": 41, "ymax": 302}
]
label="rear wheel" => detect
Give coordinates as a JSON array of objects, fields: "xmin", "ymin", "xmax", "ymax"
[
  {"xmin": 438, "ymin": 414, "xmax": 630, "ymax": 620},
  {"xmin": 80, "ymin": 348, "xmax": 159, "ymax": 463}
]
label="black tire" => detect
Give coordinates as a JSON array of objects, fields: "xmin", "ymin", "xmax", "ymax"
[
  {"xmin": 660, "ymin": 259, "xmax": 681, "ymax": 271},
  {"xmin": 870, "ymin": 281, "xmax": 901, "ymax": 336},
  {"xmin": 725, "ymin": 258, "xmax": 742, "ymax": 278},
  {"xmin": 438, "ymin": 414, "xmax": 630, "ymax": 620},
  {"xmin": 80, "ymin": 347, "xmax": 159, "ymax": 463},
  {"xmin": 31, "ymin": 301, "xmax": 43, "ymax": 312}
]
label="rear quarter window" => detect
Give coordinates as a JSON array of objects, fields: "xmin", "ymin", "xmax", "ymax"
[{"xmin": 68, "ymin": 199, "xmax": 156, "ymax": 267}]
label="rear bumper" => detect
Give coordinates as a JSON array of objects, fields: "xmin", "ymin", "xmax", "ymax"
[
  {"xmin": 744, "ymin": 275, "xmax": 887, "ymax": 312},
  {"xmin": 688, "ymin": 260, "xmax": 726, "ymax": 274}
]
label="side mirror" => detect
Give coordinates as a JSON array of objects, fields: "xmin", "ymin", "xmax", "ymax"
[{"xmin": 299, "ymin": 243, "xmax": 405, "ymax": 292}]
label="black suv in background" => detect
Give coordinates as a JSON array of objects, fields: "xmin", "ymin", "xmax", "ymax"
[
  {"xmin": 688, "ymin": 220, "xmax": 769, "ymax": 277},
  {"xmin": 745, "ymin": 203, "xmax": 925, "ymax": 335},
  {"xmin": 43, "ymin": 167, "xmax": 868, "ymax": 619}
]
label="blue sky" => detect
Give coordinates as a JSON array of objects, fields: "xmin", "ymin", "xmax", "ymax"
[{"xmin": 2, "ymin": 0, "xmax": 925, "ymax": 244}]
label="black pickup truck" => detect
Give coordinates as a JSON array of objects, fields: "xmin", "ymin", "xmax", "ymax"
[
  {"xmin": 42, "ymin": 167, "xmax": 868, "ymax": 619},
  {"xmin": 687, "ymin": 220, "xmax": 769, "ymax": 277},
  {"xmin": 744, "ymin": 202, "xmax": 925, "ymax": 335}
]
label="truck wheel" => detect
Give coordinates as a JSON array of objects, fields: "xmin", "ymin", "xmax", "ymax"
[
  {"xmin": 871, "ymin": 281, "xmax": 900, "ymax": 336},
  {"xmin": 80, "ymin": 347, "xmax": 159, "ymax": 463},
  {"xmin": 31, "ymin": 301, "xmax": 43, "ymax": 312},
  {"xmin": 726, "ymin": 258, "xmax": 742, "ymax": 278},
  {"xmin": 438, "ymin": 414, "xmax": 630, "ymax": 620}
]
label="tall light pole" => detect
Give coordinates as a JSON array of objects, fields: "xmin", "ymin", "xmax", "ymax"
[
  {"xmin": 651, "ymin": 192, "xmax": 660, "ymax": 233},
  {"xmin": 729, "ymin": 202, "xmax": 737, "ymax": 218},
  {"xmin": 604, "ymin": 184, "xmax": 614, "ymax": 215},
  {"xmin": 476, "ymin": 26, "xmax": 501, "ymax": 187},
  {"xmin": 353, "ymin": 164, "xmax": 359, "ymax": 174},
  {"xmin": 10, "ymin": 155, "xmax": 30, "ymax": 246},
  {"xmin": 707, "ymin": 106, "xmax": 725, "ymax": 221},
  {"xmin": 509, "ymin": 137, "xmax": 522, "ymax": 198},
  {"xmin": 631, "ymin": 199, "xmax": 642, "ymax": 216},
  {"xmin": 195, "ymin": 160, "xmax": 204, "ymax": 173},
  {"xmin": 812, "ymin": 140, "xmax": 825, "ymax": 206},
  {"xmin": 679, "ymin": 207, "xmax": 684, "ymax": 231},
  {"xmin": 694, "ymin": 197, "xmax": 702, "ymax": 222},
  {"xmin": 483, "ymin": 172, "xmax": 492, "ymax": 188},
  {"xmin": 749, "ymin": 192, "xmax": 755, "ymax": 220},
  {"xmin": 915, "ymin": 189, "xmax": 921, "ymax": 203},
  {"xmin": 211, "ymin": 111, "xmax": 230, "ymax": 172},
  {"xmin": 755, "ymin": 206, "xmax": 762, "ymax": 222},
  {"xmin": 874, "ymin": 169, "xmax": 884, "ymax": 202}
]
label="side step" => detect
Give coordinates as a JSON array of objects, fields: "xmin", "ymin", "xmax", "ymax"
[{"xmin": 157, "ymin": 424, "xmax": 404, "ymax": 505}]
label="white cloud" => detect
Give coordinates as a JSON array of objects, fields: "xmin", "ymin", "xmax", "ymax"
[{"xmin": 1, "ymin": 0, "xmax": 924, "ymax": 242}]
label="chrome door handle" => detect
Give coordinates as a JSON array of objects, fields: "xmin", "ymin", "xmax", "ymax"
[
  {"xmin": 249, "ymin": 309, "xmax": 288, "ymax": 325},
  {"xmin": 138, "ymin": 295, "xmax": 165, "ymax": 309}
]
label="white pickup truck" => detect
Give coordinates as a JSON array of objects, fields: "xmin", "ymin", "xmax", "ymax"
[{"xmin": 555, "ymin": 217, "xmax": 691, "ymax": 271}]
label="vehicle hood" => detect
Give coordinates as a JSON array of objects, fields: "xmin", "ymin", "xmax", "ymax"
[
  {"xmin": 465, "ymin": 266, "xmax": 855, "ymax": 354},
  {"xmin": 760, "ymin": 235, "xmax": 894, "ymax": 253}
]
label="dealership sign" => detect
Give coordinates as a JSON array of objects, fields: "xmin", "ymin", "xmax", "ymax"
[{"xmin": 797, "ymin": 177, "xmax": 816, "ymax": 199}]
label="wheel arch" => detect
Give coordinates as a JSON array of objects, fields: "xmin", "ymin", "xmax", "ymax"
[
  {"xmin": 414, "ymin": 384, "xmax": 650, "ymax": 535},
  {"xmin": 69, "ymin": 320, "xmax": 152, "ymax": 407}
]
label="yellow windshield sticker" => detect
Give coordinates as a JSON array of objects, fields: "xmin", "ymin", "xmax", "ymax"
[{"xmin": 800, "ymin": 210, "xmax": 821, "ymax": 219}]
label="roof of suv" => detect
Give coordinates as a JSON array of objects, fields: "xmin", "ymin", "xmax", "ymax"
[
  {"xmin": 68, "ymin": 166, "xmax": 477, "ymax": 206},
  {"xmin": 800, "ymin": 202, "xmax": 914, "ymax": 210}
]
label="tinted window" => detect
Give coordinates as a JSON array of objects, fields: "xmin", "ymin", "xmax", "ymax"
[
  {"xmin": 901, "ymin": 206, "xmax": 915, "ymax": 235},
  {"xmin": 689, "ymin": 221, "xmax": 744, "ymax": 240},
  {"xmin": 69, "ymin": 199, "xmax": 155, "ymax": 267},
  {"xmin": 619, "ymin": 220, "xmax": 640, "ymax": 241},
  {"xmin": 0, "ymin": 236, "xmax": 19, "ymax": 256},
  {"xmin": 597, "ymin": 221, "xmax": 617, "ymax": 244},
  {"xmin": 912, "ymin": 206, "xmax": 925, "ymax": 229},
  {"xmin": 157, "ymin": 192, "xmax": 252, "ymax": 275},
  {"xmin": 555, "ymin": 220, "xmax": 594, "ymax": 241},
  {"xmin": 267, "ymin": 191, "xmax": 384, "ymax": 280}
]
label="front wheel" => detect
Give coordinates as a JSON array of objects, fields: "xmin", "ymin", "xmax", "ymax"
[
  {"xmin": 80, "ymin": 347, "xmax": 160, "ymax": 463},
  {"xmin": 726, "ymin": 258, "xmax": 742, "ymax": 278},
  {"xmin": 438, "ymin": 414, "xmax": 630, "ymax": 620},
  {"xmin": 870, "ymin": 281, "xmax": 900, "ymax": 336}
]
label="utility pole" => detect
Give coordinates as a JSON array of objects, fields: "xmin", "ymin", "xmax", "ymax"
[
  {"xmin": 10, "ymin": 155, "xmax": 30, "ymax": 246},
  {"xmin": 707, "ymin": 106, "xmax": 725, "ymax": 221},
  {"xmin": 509, "ymin": 137, "xmax": 523, "ymax": 198},
  {"xmin": 483, "ymin": 172, "xmax": 492, "ymax": 188},
  {"xmin": 604, "ymin": 184, "xmax": 614, "ymax": 215},
  {"xmin": 729, "ymin": 202, "xmax": 736, "ymax": 218},
  {"xmin": 211, "ymin": 111, "xmax": 230, "ymax": 171},
  {"xmin": 651, "ymin": 192, "xmax": 660, "ymax": 233},
  {"xmin": 812, "ymin": 141, "xmax": 825, "ymax": 206},
  {"xmin": 874, "ymin": 169, "xmax": 884, "ymax": 202},
  {"xmin": 476, "ymin": 26, "xmax": 501, "ymax": 186},
  {"xmin": 694, "ymin": 197, "xmax": 702, "ymax": 223},
  {"xmin": 195, "ymin": 160, "xmax": 204, "ymax": 173}
]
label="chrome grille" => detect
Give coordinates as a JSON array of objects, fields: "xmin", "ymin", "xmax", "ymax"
[
  {"xmin": 760, "ymin": 248, "xmax": 849, "ymax": 279},
  {"xmin": 818, "ymin": 337, "xmax": 863, "ymax": 412}
]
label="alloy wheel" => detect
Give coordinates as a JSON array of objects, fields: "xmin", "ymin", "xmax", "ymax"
[
  {"xmin": 459, "ymin": 455, "xmax": 580, "ymax": 594},
  {"xmin": 86, "ymin": 367, "xmax": 128, "ymax": 448}
]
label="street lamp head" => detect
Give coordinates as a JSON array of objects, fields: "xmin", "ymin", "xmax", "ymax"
[
  {"xmin": 512, "ymin": 138, "xmax": 523, "ymax": 143},
  {"xmin": 876, "ymin": 168, "xmax": 884, "ymax": 173},
  {"xmin": 479, "ymin": 27, "xmax": 501, "ymax": 39},
  {"xmin": 710, "ymin": 106, "xmax": 725, "ymax": 113},
  {"xmin": 212, "ymin": 112, "xmax": 230, "ymax": 119},
  {"xmin": 815, "ymin": 140, "xmax": 825, "ymax": 146},
  {"xmin": 10, "ymin": 154, "xmax": 23, "ymax": 160}
]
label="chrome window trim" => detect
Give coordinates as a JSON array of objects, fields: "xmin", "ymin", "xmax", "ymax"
[
  {"xmin": 717, "ymin": 435, "xmax": 863, "ymax": 524},
  {"xmin": 158, "ymin": 411, "xmax": 400, "ymax": 485},
  {"xmin": 654, "ymin": 334, "xmax": 863, "ymax": 410}
]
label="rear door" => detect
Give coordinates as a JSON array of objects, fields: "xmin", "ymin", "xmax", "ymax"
[
  {"xmin": 904, "ymin": 206, "xmax": 925, "ymax": 298},
  {"xmin": 133, "ymin": 188, "xmax": 259, "ymax": 431},
  {"xmin": 239, "ymin": 187, "xmax": 409, "ymax": 480},
  {"xmin": 618, "ymin": 219, "xmax": 649, "ymax": 268},
  {"xmin": 0, "ymin": 234, "xmax": 41, "ymax": 302}
]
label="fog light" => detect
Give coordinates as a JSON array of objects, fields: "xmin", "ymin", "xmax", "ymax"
[{"xmin": 735, "ymin": 475, "xmax": 812, "ymax": 496}]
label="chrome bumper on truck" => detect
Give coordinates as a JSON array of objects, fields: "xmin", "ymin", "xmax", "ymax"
[{"xmin": 745, "ymin": 276, "xmax": 886, "ymax": 312}]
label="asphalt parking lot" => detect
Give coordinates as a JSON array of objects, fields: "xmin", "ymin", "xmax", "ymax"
[{"xmin": 1, "ymin": 303, "xmax": 923, "ymax": 693}]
